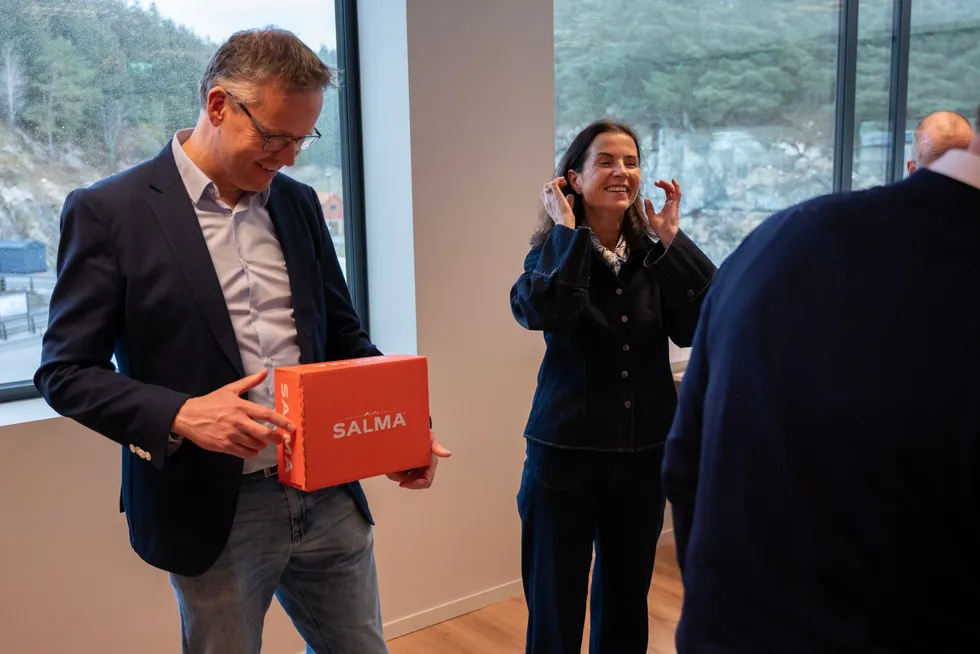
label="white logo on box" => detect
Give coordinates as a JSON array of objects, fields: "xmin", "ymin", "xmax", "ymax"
[{"xmin": 334, "ymin": 412, "xmax": 407, "ymax": 439}]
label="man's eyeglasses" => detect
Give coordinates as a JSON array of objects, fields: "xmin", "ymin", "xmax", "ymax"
[{"xmin": 225, "ymin": 91, "xmax": 321, "ymax": 153}]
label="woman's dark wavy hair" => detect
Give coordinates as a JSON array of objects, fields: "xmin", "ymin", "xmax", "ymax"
[{"xmin": 531, "ymin": 119, "xmax": 647, "ymax": 248}]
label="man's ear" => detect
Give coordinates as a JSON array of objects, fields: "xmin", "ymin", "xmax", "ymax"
[
  {"xmin": 206, "ymin": 87, "xmax": 230, "ymax": 127},
  {"xmin": 906, "ymin": 159, "xmax": 916, "ymax": 175}
]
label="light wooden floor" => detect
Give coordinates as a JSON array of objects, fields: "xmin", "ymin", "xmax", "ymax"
[{"xmin": 387, "ymin": 539, "xmax": 683, "ymax": 654}]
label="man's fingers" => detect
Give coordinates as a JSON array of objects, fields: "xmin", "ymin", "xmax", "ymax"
[
  {"xmin": 244, "ymin": 403, "xmax": 295, "ymax": 433},
  {"xmin": 388, "ymin": 464, "xmax": 436, "ymax": 489},
  {"xmin": 224, "ymin": 369, "xmax": 268, "ymax": 396},
  {"xmin": 405, "ymin": 466, "xmax": 434, "ymax": 489},
  {"xmin": 236, "ymin": 418, "xmax": 283, "ymax": 447},
  {"xmin": 431, "ymin": 437, "xmax": 451, "ymax": 458}
]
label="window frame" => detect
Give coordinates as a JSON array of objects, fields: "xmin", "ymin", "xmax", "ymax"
[
  {"xmin": 643, "ymin": 0, "xmax": 919, "ymax": 368},
  {"xmin": 0, "ymin": 0, "xmax": 370, "ymax": 405},
  {"xmin": 336, "ymin": 0, "xmax": 371, "ymax": 329}
]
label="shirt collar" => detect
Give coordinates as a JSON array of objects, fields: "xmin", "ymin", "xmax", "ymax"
[
  {"xmin": 171, "ymin": 129, "xmax": 271, "ymax": 207},
  {"xmin": 588, "ymin": 228, "xmax": 629, "ymax": 275},
  {"xmin": 925, "ymin": 148, "xmax": 980, "ymax": 191}
]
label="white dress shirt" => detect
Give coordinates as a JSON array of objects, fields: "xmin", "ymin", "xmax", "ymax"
[{"xmin": 172, "ymin": 130, "xmax": 301, "ymax": 473}]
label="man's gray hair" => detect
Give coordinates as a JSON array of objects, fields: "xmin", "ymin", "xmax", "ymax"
[{"xmin": 199, "ymin": 27, "xmax": 333, "ymax": 108}]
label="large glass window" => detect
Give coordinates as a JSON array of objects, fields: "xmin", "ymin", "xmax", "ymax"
[
  {"xmin": 555, "ymin": 0, "xmax": 840, "ymax": 265},
  {"xmin": 554, "ymin": 0, "xmax": 979, "ymax": 266},
  {"xmin": 852, "ymin": 0, "xmax": 898, "ymax": 190},
  {"xmin": 906, "ymin": 0, "xmax": 980, "ymax": 150},
  {"xmin": 0, "ymin": 0, "xmax": 362, "ymax": 396}
]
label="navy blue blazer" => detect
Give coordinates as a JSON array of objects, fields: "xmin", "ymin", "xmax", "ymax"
[
  {"xmin": 511, "ymin": 225, "xmax": 715, "ymax": 453},
  {"xmin": 35, "ymin": 143, "xmax": 380, "ymax": 576},
  {"xmin": 663, "ymin": 169, "xmax": 980, "ymax": 653}
]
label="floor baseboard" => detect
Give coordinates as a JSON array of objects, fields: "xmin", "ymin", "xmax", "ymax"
[{"xmin": 382, "ymin": 579, "xmax": 525, "ymax": 641}]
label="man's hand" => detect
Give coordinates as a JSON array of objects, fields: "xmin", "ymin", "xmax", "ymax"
[
  {"xmin": 386, "ymin": 431, "xmax": 451, "ymax": 490},
  {"xmin": 171, "ymin": 370, "xmax": 295, "ymax": 459}
]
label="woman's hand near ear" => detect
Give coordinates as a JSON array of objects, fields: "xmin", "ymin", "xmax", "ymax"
[{"xmin": 541, "ymin": 177, "xmax": 576, "ymax": 228}]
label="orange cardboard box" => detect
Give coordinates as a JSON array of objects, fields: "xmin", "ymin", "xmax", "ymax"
[{"xmin": 274, "ymin": 354, "xmax": 431, "ymax": 491}]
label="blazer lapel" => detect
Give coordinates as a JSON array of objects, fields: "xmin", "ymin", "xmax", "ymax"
[
  {"xmin": 266, "ymin": 182, "xmax": 317, "ymax": 365},
  {"xmin": 147, "ymin": 143, "xmax": 245, "ymax": 377}
]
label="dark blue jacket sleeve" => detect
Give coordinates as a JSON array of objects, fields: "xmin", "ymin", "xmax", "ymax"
[
  {"xmin": 643, "ymin": 229, "xmax": 716, "ymax": 347},
  {"xmin": 34, "ymin": 189, "xmax": 190, "ymax": 471},
  {"xmin": 510, "ymin": 225, "xmax": 592, "ymax": 331},
  {"xmin": 309, "ymin": 188, "xmax": 382, "ymax": 361},
  {"xmin": 661, "ymin": 286, "xmax": 713, "ymax": 575}
]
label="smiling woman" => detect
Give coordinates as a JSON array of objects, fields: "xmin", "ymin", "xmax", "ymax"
[
  {"xmin": 0, "ymin": 0, "xmax": 366, "ymax": 402},
  {"xmin": 510, "ymin": 118, "xmax": 716, "ymax": 653}
]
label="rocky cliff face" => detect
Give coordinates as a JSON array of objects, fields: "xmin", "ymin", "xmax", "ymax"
[{"xmin": 0, "ymin": 124, "xmax": 102, "ymax": 269}]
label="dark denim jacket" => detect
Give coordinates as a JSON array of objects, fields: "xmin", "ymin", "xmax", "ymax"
[{"xmin": 511, "ymin": 224, "xmax": 715, "ymax": 452}]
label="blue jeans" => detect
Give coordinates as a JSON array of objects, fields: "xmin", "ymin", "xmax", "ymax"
[
  {"xmin": 170, "ymin": 474, "xmax": 387, "ymax": 654},
  {"xmin": 518, "ymin": 440, "xmax": 666, "ymax": 654}
]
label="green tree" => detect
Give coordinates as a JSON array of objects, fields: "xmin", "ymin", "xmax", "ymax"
[{"xmin": 24, "ymin": 36, "xmax": 97, "ymax": 158}]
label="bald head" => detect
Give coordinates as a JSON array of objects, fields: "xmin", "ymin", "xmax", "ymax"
[{"xmin": 908, "ymin": 111, "xmax": 975, "ymax": 174}]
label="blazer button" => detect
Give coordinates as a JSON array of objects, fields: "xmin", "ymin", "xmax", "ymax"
[
  {"xmin": 623, "ymin": 344, "xmax": 630, "ymax": 352},
  {"xmin": 616, "ymin": 288, "xmax": 623, "ymax": 295},
  {"xmin": 621, "ymin": 370, "xmax": 629, "ymax": 379},
  {"xmin": 621, "ymin": 315, "xmax": 628, "ymax": 323},
  {"xmin": 686, "ymin": 289, "xmax": 695, "ymax": 299},
  {"xmin": 624, "ymin": 400, "xmax": 632, "ymax": 409}
]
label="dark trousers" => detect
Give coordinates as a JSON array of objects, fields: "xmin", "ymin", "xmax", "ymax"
[{"xmin": 518, "ymin": 439, "xmax": 667, "ymax": 654}]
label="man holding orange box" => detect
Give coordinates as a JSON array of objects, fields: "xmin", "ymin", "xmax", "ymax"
[
  {"xmin": 35, "ymin": 28, "xmax": 448, "ymax": 654},
  {"xmin": 275, "ymin": 354, "xmax": 436, "ymax": 492}
]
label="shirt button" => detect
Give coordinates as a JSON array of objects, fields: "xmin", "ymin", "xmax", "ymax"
[
  {"xmin": 624, "ymin": 401, "xmax": 632, "ymax": 409},
  {"xmin": 623, "ymin": 344, "xmax": 630, "ymax": 352},
  {"xmin": 241, "ymin": 260, "xmax": 249, "ymax": 270},
  {"xmin": 621, "ymin": 370, "xmax": 629, "ymax": 379},
  {"xmin": 616, "ymin": 288, "xmax": 623, "ymax": 295},
  {"xmin": 621, "ymin": 315, "xmax": 628, "ymax": 323},
  {"xmin": 250, "ymin": 309, "xmax": 258, "ymax": 318}
]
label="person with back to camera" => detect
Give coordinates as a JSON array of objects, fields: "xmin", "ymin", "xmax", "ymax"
[{"xmin": 509, "ymin": 119, "xmax": 716, "ymax": 654}]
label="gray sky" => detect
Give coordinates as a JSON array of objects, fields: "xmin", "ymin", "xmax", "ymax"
[{"xmin": 132, "ymin": 0, "xmax": 338, "ymax": 50}]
